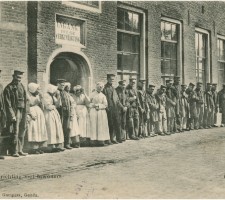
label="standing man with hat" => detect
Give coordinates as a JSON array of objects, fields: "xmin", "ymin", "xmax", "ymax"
[
  {"xmin": 218, "ymin": 83, "xmax": 225, "ymax": 126},
  {"xmin": 173, "ymin": 76, "xmax": 182, "ymax": 132},
  {"xmin": 195, "ymin": 82, "xmax": 204, "ymax": 129},
  {"xmin": 137, "ymin": 79, "xmax": 148, "ymax": 138},
  {"xmin": 146, "ymin": 84, "xmax": 158, "ymax": 137},
  {"xmin": 103, "ymin": 74, "xmax": 124, "ymax": 144},
  {"xmin": 155, "ymin": 85, "xmax": 168, "ymax": 135},
  {"xmin": 204, "ymin": 83, "xmax": 215, "ymax": 128},
  {"xmin": 187, "ymin": 82, "xmax": 199, "ymax": 130},
  {"xmin": 211, "ymin": 83, "xmax": 219, "ymax": 126},
  {"xmin": 126, "ymin": 77, "xmax": 140, "ymax": 140},
  {"xmin": 4, "ymin": 70, "xmax": 29, "ymax": 157},
  {"xmin": 55, "ymin": 79, "xmax": 72, "ymax": 150},
  {"xmin": 0, "ymin": 70, "xmax": 6, "ymax": 136},
  {"xmin": 180, "ymin": 84, "xmax": 190, "ymax": 131},
  {"xmin": 115, "ymin": 80, "xmax": 129, "ymax": 142},
  {"xmin": 165, "ymin": 79, "xmax": 176, "ymax": 134}
]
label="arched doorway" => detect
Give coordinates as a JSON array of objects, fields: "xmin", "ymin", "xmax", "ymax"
[{"xmin": 49, "ymin": 52, "xmax": 91, "ymax": 93}]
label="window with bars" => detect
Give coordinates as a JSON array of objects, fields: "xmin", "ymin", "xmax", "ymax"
[
  {"xmin": 161, "ymin": 21, "xmax": 179, "ymax": 83},
  {"xmin": 218, "ymin": 38, "xmax": 225, "ymax": 88},
  {"xmin": 117, "ymin": 8, "xmax": 141, "ymax": 81},
  {"xmin": 195, "ymin": 32, "xmax": 207, "ymax": 86}
]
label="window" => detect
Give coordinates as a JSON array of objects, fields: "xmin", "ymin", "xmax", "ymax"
[
  {"xmin": 217, "ymin": 37, "xmax": 225, "ymax": 89},
  {"xmin": 62, "ymin": 1, "xmax": 101, "ymax": 13},
  {"xmin": 195, "ymin": 32, "xmax": 207, "ymax": 86},
  {"xmin": 117, "ymin": 8, "xmax": 143, "ymax": 82},
  {"xmin": 161, "ymin": 19, "xmax": 181, "ymax": 84}
]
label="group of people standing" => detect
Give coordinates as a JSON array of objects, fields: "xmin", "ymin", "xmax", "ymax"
[{"xmin": 0, "ymin": 70, "xmax": 225, "ymax": 157}]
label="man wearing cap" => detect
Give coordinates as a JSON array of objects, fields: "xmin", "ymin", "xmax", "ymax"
[
  {"xmin": 103, "ymin": 74, "xmax": 124, "ymax": 144},
  {"xmin": 165, "ymin": 79, "xmax": 176, "ymax": 134},
  {"xmin": 137, "ymin": 79, "xmax": 148, "ymax": 138},
  {"xmin": 173, "ymin": 76, "xmax": 182, "ymax": 132},
  {"xmin": 155, "ymin": 85, "xmax": 168, "ymax": 135},
  {"xmin": 211, "ymin": 83, "xmax": 219, "ymax": 126},
  {"xmin": 55, "ymin": 79, "xmax": 73, "ymax": 150},
  {"xmin": 4, "ymin": 70, "xmax": 29, "ymax": 157},
  {"xmin": 203, "ymin": 83, "xmax": 215, "ymax": 128},
  {"xmin": 180, "ymin": 84, "xmax": 189, "ymax": 131},
  {"xmin": 194, "ymin": 82, "xmax": 204, "ymax": 129},
  {"xmin": 115, "ymin": 80, "xmax": 129, "ymax": 142},
  {"xmin": 0, "ymin": 70, "xmax": 6, "ymax": 136},
  {"xmin": 125, "ymin": 77, "xmax": 140, "ymax": 140},
  {"xmin": 218, "ymin": 84, "xmax": 225, "ymax": 126},
  {"xmin": 146, "ymin": 84, "xmax": 158, "ymax": 137},
  {"xmin": 186, "ymin": 82, "xmax": 196, "ymax": 130}
]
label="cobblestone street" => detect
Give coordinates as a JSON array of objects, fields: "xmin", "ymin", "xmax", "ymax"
[{"xmin": 1, "ymin": 127, "xmax": 225, "ymax": 198}]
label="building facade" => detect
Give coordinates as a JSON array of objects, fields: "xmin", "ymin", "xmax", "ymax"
[{"xmin": 1, "ymin": 1, "xmax": 225, "ymax": 92}]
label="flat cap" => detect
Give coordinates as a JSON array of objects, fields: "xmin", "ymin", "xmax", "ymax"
[
  {"xmin": 139, "ymin": 78, "xmax": 146, "ymax": 83},
  {"xmin": 107, "ymin": 74, "xmax": 116, "ymax": 78},
  {"xmin": 57, "ymin": 79, "xmax": 67, "ymax": 83},
  {"xmin": 165, "ymin": 79, "xmax": 173, "ymax": 83},
  {"xmin": 148, "ymin": 84, "xmax": 155, "ymax": 88},
  {"xmin": 129, "ymin": 77, "xmax": 136, "ymax": 81},
  {"xmin": 13, "ymin": 70, "xmax": 24, "ymax": 75},
  {"xmin": 181, "ymin": 84, "xmax": 187, "ymax": 87},
  {"xmin": 160, "ymin": 85, "xmax": 167, "ymax": 89},
  {"xmin": 189, "ymin": 82, "xmax": 195, "ymax": 87},
  {"xmin": 118, "ymin": 80, "xmax": 126, "ymax": 85},
  {"xmin": 206, "ymin": 83, "xmax": 212, "ymax": 85},
  {"xmin": 196, "ymin": 82, "xmax": 203, "ymax": 85},
  {"xmin": 174, "ymin": 76, "xmax": 180, "ymax": 79},
  {"xmin": 212, "ymin": 83, "xmax": 217, "ymax": 85}
]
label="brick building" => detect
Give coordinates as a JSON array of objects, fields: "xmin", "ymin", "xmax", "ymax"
[{"xmin": 1, "ymin": 1, "xmax": 225, "ymax": 93}]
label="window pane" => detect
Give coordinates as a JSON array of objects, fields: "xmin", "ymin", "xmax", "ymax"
[
  {"xmin": 161, "ymin": 59, "xmax": 171, "ymax": 75},
  {"xmin": 198, "ymin": 58, "xmax": 203, "ymax": 70},
  {"xmin": 117, "ymin": 54, "xmax": 122, "ymax": 71},
  {"xmin": 161, "ymin": 42, "xmax": 164, "ymax": 57},
  {"xmin": 198, "ymin": 34, "xmax": 203, "ymax": 57},
  {"xmin": 171, "ymin": 60, "xmax": 177, "ymax": 76},
  {"xmin": 132, "ymin": 35, "xmax": 140, "ymax": 53},
  {"xmin": 171, "ymin": 24, "xmax": 177, "ymax": 41},
  {"xmin": 132, "ymin": 13, "xmax": 140, "ymax": 32},
  {"xmin": 123, "ymin": 34, "xmax": 132, "ymax": 52},
  {"xmin": 117, "ymin": 9, "xmax": 124, "ymax": 29},
  {"xmin": 118, "ymin": 54, "xmax": 139, "ymax": 72},
  {"xmin": 195, "ymin": 33, "xmax": 199, "ymax": 56},
  {"xmin": 117, "ymin": 32, "xmax": 123, "ymax": 51},
  {"xmin": 164, "ymin": 42, "xmax": 172, "ymax": 58},
  {"xmin": 171, "ymin": 43, "xmax": 177, "ymax": 60},
  {"xmin": 161, "ymin": 22, "xmax": 165, "ymax": 40},
  {"xmin": 124, "ymin": 11, "xmax": 132, "ymax": 31},
  {"xmin": 217, "ymin": 39, "xmax": 220, "ymax": 58},
  {"xmin": 165, "ymin": 22, "xmax": 172, "ymax": 40}
]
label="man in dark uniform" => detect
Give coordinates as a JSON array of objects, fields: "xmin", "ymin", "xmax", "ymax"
[
  {"xmin": 195, "ymin": 82, "xmax": 204, "ymax": 129},
  {"xmin": 115, "ymin": 80, "xmax": 129, "ymax": 142},
  {"xmin": 103, "ymin": 74, "xmax": 124, "ymax": 144},
  {"xmin": 126, "ymin": 77, "xmax": 140, "ymax": 140},
  {"xmin": 204, "ymin": 83, "xmax": 215, "ymax": 128},
  {"xmin": 146, "ymin": 84, "xmax": 158, "ymax": 137},
  {"xmin": 0, "ymin": 70, "xmax": 6, "ymax": 136},
  {"xmin": 55, "ymin": 79, "xmax": 72, "ymax": 150},
  {"xmin": 218, "ymin": 83, "xmax": 225, "ymax": 126},
  {"xmin": 211, "ymin": 83, "xmax": 219, "ymax": 127},
  {"xmin": 4, "ymin": 70, "xmax": 29, "ymax": 157},
  {"xmin": 137, "ymin": 79, "xmax": 148, "ymax": 138},
  {"xmin": 165, "ymin": 79, "xmax": 176, "ymax": 134},
  {"xmin": 173, "ymin": 76, "xmax": 181, "ymax": 132}
]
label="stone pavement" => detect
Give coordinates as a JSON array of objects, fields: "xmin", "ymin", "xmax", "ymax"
[{"xmin": 1, "ymin": 127, "xmax": 225, "ymax": 198}]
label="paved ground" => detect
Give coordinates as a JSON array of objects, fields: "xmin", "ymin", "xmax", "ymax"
[{"xmin": 1, "ymin": 127, "xmax": 225, "ymax": 198}]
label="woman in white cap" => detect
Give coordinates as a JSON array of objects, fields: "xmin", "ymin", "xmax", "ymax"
[
  {"xmin": 64, "ymin": 82, "xmax": 80, "ymax": 148},
  {"xmin": 27, "ymin": 83, "xmax": 48, "ymax": 154},
  {"xmin": 71, "ymin": 85, "xmax": 90, "ymax": 147},
  {"xmin": 42, "ymin": 84, "xmax": 64, "ymax": 152},
  {"xmin": 89, "ymin": 82, "xmax": 110, "ymax": 146}
]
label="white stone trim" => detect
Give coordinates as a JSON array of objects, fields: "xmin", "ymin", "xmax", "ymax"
[{"xmin": 62, "ymin": 1, "xmax": 102, "ymax": 13}]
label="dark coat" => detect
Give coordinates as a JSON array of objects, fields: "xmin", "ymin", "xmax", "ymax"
[
  {"xmin": 146, "ymin": 93, "xmax": 159, "ymax": 122},
  {"xmin": 0, "ymin": 83, "xmax": 6, "ymax": 133}
]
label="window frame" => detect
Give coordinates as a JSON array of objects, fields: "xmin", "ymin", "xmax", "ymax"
[
  {"xmin": 161, "ymin": 17, "xmax": 182, "ymax": 84},
  {"xmin": 195, "ymin": 28, "xmax": 210, "ymax": 86},
  {"xmin": 217, "ymin": 35, "xmax": 225, "ymax": 90},
  {"xmin": 62, "ymin": 1, "xmax": 102, "ymax": 13},
  {"xmin": 117, "ymin": 4, "xmax": 146, "ymax": 81}
]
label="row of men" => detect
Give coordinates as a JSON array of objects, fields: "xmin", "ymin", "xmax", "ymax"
[{"xmin": 1, "ymin": 70, "xmax": 225, "ymax": 157}]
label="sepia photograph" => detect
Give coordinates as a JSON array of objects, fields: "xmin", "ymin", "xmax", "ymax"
[{"xmin": 0, "ymin": 0, "xmax": 225, "ymax": 198}]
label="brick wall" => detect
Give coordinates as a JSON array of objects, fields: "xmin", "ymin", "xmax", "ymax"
[
  {"xmin": 25, "ymin": 1, "xmax": 225, "ymax": 91},
  {"xmin": 0, "ymin": 1, "xmax": 27, "ymax": 88}
]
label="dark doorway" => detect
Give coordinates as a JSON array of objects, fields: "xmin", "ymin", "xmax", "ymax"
[{"xmin": 50, "ymin": 52, "xmax": 90, "ymax": 93}]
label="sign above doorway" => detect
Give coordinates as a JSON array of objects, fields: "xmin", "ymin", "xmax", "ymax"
[{"xmin": 55, "ymin": 14, "xmax": 86, "ymax": 47}]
